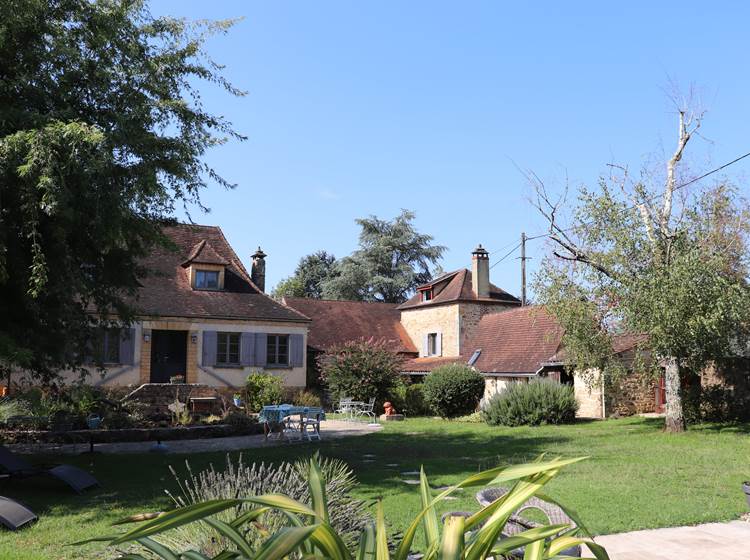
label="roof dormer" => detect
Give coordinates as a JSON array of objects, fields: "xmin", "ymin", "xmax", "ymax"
[{"xmin": 181, "ymin": 240, "xmax": 229, "ymax": 291}]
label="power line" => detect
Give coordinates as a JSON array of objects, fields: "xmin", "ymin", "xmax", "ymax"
[
  {"xmin": 489, "ymin": 241, "xmax": 521, "ymax": 270},
  {"xmin": 516, "ymin": 149, "xmax": 750, "ymax": 246}
]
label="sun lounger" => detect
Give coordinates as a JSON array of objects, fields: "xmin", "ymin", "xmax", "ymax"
[
  {"xmin": 0, "ymin": 496, "xmax": 36, "ymax": 530},
  {"xmin": 0, "ymin": 446, "xmax": 99, "ymax": 494}
]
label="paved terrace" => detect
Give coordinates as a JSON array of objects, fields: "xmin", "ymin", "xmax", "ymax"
[
  {"xmin": 589, "ymin": 521, "xmax": 750, "ymax": 559},
  {"xmin": 8, "ymin": 419, "xmax": 381, "ymax": 455}
]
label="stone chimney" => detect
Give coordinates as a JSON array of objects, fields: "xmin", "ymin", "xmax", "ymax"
[
  {"xmin": 251, "ymin": 247, "xmax": 267, "ymax": 292},
  {"xmin": 471, "ymin": 244, "xmax": 490, "ymax": 298}
]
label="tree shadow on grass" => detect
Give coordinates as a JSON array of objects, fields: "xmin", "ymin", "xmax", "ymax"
[{"xmin": 0, "ymin": 427, "xmax": 573, "ymax": 522}]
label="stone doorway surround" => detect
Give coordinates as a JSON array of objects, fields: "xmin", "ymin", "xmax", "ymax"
[{"xmin": 140, "ymin": 319, "xmax": 199, "ymax": 384}]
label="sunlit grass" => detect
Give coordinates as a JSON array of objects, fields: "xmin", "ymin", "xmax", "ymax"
[{"xmin": 2, "ymin": 416, "xmax": 749, "ymax": 559}]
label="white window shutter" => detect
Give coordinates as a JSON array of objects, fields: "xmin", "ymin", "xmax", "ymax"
[
  {"xmin": 421, "ymin": 334, "xmax": 429, "ymax": 357},
  {"xmin": 436, "ymin": 332, "xmax": 442, "ymax": 357}
]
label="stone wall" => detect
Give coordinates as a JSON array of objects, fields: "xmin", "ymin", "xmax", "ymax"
[
  {"xmin": 481, "ymin": 375, "xmax": 531, "ymax": 406},
  {"xmin": 607, "ymin": 371, "xmax": 658, "ymax": 416},
  {"xmin": 574, "ymin": 370, "xmax": 604, "ymax": 418},
  {"xmin": 400, "ymin": 304, "xmax": 460, "ymax": 356},
  {"xmin": 458, "ymin": 303, "xmax": 516, "ymax": 354},
  {"xmin": 574, "ymin": 367, "xmax": 657, "ymax": 419},
  {"xmin": 123, "ymin": 383, "xmax": 223, "ymax": 420}
]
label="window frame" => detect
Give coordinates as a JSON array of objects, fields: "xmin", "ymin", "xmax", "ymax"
[
  {"xmin": 195, "ymin": 269, "xmax": 220, "ymax": 290},
  {"xmin": 421, "ymin": 288, "xmax": 433, "ymax": 302},
  {"xmin": 266, "ymin": 334, "xmax": 290, "ymax": 366},
  {"xmin": 87, "ymin": 328, "xmax": 120, "ymax": 365},
  {"xmin": 427, "ymin": 332, "xmax": 438, "ymax": 356},
  {"xmin": 216, "ymin": 332, "xmax": 241, "ymax": 366}
]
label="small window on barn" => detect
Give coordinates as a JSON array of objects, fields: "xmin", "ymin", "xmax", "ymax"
[
  {"xmin": 422, "ymin": 289, "xmax": 433, "ymax": 302},
  {"xmin": 195, "ymin": 269, "xmax": 220, "ymax": 290}
]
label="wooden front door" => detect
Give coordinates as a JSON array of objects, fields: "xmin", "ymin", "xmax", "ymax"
[
  {"xmin": 655, "ymin": 375, "xmax": 666, "ymax": 413},
  {"xmin": 150, "ymin": 330, "xmax": 187, "ymax": 383}
]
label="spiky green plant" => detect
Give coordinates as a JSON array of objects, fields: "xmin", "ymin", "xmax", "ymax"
[
  {"xmin": 158, "ymin": 454, "xmax": 370, "ymax": 555},
  {"xmin": 77, "ymin": 456, "xmax": 609, "ymax": 560}
]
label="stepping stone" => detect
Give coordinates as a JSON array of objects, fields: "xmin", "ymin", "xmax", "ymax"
[
  {"xmin": 402, "ymin": 479, "xmax": 421, "ymax": 485},
  {"xmin": 361, "ymin": 459, "xmax": 375, "ymax": 463},
  {"xmin": 362, "ymin": 454, "xmax": 376, "ymax": 458},
  {"xmin": 443, "ymin": 496, "xmax": 459, "ymax": 501},
  {"xmin": 431, "ymin": 485, "xmax": 453, "ymax": 491},
  {"xmin": 386, "ymin": 463, "xmax": 399, "ymax": 467},
  {"xmin": 401, "ymin": 471, "xmax": 420, "ymax": 476}
]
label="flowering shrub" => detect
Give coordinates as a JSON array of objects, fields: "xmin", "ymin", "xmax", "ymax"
[{"xmin": 318, "ymin": 339, "xmax": 404, "ymax": 404}]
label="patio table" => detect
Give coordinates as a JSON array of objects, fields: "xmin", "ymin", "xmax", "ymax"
[
  {"xmin": 339, "ymin": 401, "xmax": 364, "ymax": 420},
  {"xmin": 259, "ymin": 405, "xmax": 325, "ymax": 440}
]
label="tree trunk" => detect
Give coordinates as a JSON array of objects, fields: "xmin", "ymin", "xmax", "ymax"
[{"xmin": 663, "ymin": 357, "xmax": 686, "ymax": 432}]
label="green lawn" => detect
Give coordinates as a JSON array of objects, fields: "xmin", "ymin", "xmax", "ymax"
[{"xmin": 2, "ymin": 416, "xmax": 750, "ymax": 559}]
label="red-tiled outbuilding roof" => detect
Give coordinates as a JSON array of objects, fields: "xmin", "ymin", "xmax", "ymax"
[
  {"xmin": 282, "ymin": 297, "xmax": 417, "ymax": 353},
  {"xmin": 468, "ymin": 306, "xmax": 563, "ymax": 374},
  {"xmin": 402, "ymin": 306, "xmax": 564, "ymax": 375}
]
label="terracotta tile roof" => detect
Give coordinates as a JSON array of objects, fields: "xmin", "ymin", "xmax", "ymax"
[
  {"xmin": 401, "ymin": 306, "xmax": 563, "ymax": 375},
  {"xmin": 612, "ymin": 333, "xmax": 648, "ymax": 354},
  {"xmin": 135, "ymin": 224, "xmax": 309, "ymax": 323},
  {"xmin": 398, "ymin": 269, "xmax": 521, "ymax": 310},
  {"xmin": 468, "ymin": 306, "xmax": 564, "ymax": 374},
  {"xmin": 182, "ymin": 239, "xmax": 229, "ymax": 267},
  {"xmin": 282, "ymin": 297, "xmax": 417, "ymax": 353},
  {"xmin": 401, "ymin": 355, "xmax": 463, "ymax": 373},
  {"xmin": 547, "ymin": 332, "xmax": 649, "ymax": 364}
]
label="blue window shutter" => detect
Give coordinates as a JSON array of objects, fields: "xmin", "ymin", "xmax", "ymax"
[
  {"xmin": 254, "ymin": 333, "xmax": 267, "ymax": 366},
  {"xmin": 202, "ymin": 331, "xmax": 217, "ymax": 366},
  {"xmin": 240, "ymin": 332, "xmax": 256, "ymax": 365},
  {"xmin": 290, "ymin": 334, "xmax": 304, "ymax": 367},
  {"xmin": 119, "ymin": 328, "xmax": 136, "ymax": 365}
]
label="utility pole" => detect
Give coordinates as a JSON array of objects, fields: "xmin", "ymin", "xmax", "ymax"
[{"xmin": 520, "ymin": 232, "xmax": 527, "ymax": 306}]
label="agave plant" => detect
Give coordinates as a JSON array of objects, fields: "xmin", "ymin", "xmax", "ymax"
[{"xmin": 78, "ymin": 455, "xmax": 609, "ymax": 560}]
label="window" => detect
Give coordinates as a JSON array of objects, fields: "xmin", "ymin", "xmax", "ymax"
[
  {"xmin": 421, "ymin": 289, "xmax": 433, "ymax": 302},
  {"xmin": 267, "ymin": 334, "xmax": 289, "ymax": 366},
  {"xmin": 89, "ymin": 328, "xmax": 120, "ymax": 364},
  {"xmin": 217, "ymin": 332, "xmax": 240, "ymax": 365},
  {"xmin": 427, "ymin": 333, "xmax": 438, "ymax": 356},
  {"xmin": 195, "ymin": 269, "xmax": 220, "ymax": 289}
]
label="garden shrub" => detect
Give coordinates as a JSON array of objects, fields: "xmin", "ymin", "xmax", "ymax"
[
  {"xmin": 245, "ymin": 372, "xmax": 284, "ymax": 412},
  {"xmin": 222, "ymin": 411, "xmax": 257, "ymax": 431},
  {"xmin": 683, "ymin": 383, "xmax": 750, "ymax": 424},
  {"xmin": 389, "ymin": 383, "xmax": 431, "ymax": 416},
  {"xmin": 0, "ymin": 398, "xmax": 32, "ymax": 423},
  {"xmin": 162, "ymin": 455, "xmax": 371, "ymax": 555},
  {"xmin": 318, "ymin": 339, "xmax": 403, "ymax": 405},
  {"xmin": 422, "ymin": 364, "xmax": 485, "ymax": 418},
  {"xmin": 483, "ymin": 379, "xmax": 579, "ymax": 426},
  {"xmin": 292, "ymin": 389, "xmax": 322, "ymax": 408}
]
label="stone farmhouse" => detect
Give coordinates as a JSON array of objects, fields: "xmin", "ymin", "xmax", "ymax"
[
  {"xmin": 284, "ymin": 246, "xmax": 667, "ymax": 418},
  {"xmin": 61, "ymin": 224, "xmax": 672, "ymax": 418},
  {"xmin": 72, "ymin": 224, "xmax": 310, "ymax": 390}
]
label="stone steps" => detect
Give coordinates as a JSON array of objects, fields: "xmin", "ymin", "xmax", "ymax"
[{"xmin": 123, "ymin": 383, "xmax": 223, "ymax": 419}]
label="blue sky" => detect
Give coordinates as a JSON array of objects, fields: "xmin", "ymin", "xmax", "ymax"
[{"xmin": 151, "ymin": 1, "xmax": 750, "ymax": 297}]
